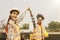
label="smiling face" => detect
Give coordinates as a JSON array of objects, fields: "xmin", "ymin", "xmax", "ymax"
[
  {"xmin": 37, "ymin": 17, "xmax": 42, "ymax": 25},
  {"xmin": 36, "ymin": 14, "xmax": 44, "ymax": 25},
  {"xmin": 10, "ymin": 11, "xmax": 19, "ymax": 21}
]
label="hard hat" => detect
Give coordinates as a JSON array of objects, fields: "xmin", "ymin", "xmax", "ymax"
[{"xmin": 10, "ymin": 8, "xmax": 20, "ymax": 14}]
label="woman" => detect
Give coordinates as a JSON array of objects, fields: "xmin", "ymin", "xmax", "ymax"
[
  {"xmin": 33, "ymin": 14, "xmax": 48, "ymax": 40},
  {"xmin": 5, "ymin": 8, "xmax": 21, "ymax": 40},
  {"xmin": 30, "ymin": 14, "xmax": 48, "ymax": 40}
]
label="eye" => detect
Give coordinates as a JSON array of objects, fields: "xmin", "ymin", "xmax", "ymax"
[
  {"xmin": 15, "ymin": 12, "xmax": 18, "ymax": 15},
  {"xmin": 16, "ymin": 13, "xmax": 18, "ymax": 15},
  {"xmin": 12, "ymin": 12, "xmax": 15, "ymax": 14},
  {"xmin": 14, "ymin": 13, "xmax": 16, "ymax": 14}
]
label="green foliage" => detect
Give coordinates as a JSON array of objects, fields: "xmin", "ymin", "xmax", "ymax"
[
  {"xmin": 22, "ymin": 23, "xmax": 29, "ymax": 29},
  {"xmin": 48, "ymin": 21, "xmax": 60, "ymax": 32}
]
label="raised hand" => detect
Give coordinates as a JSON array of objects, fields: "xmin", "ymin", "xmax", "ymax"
[
  {"xmin": 27, "ymin": 7, "xmax": 31, "ymax": 11},
  {"xmin": 8, "ymin": 19, "xmax": 15, "ymax": 25}
]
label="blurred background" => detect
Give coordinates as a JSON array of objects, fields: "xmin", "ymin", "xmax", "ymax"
[{"xmin": 0, "ymin": 0, "xmax": 60, "ymax": 40}]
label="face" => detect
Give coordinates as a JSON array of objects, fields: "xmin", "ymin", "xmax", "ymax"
[
  {"xmin": 37, "ymin": 17, "xmax": 42, "ymax": 25},
  {"xmin": 10, "ymin": 11, "xmax": 19, "ymax": 21}
]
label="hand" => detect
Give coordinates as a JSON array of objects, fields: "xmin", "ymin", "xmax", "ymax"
[
  {"xmin": 27, "ymin": 7, "xmax": 31, "ymax": 11},
  {"xmin": 8, "ymin": 20, "xmax": 15, "ymax": 25},
  {"xmin": 12, "ymin": 17, "xmax": 17, "ymax": 21}
]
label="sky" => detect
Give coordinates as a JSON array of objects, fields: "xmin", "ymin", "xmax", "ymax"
[{"xmin": 0, "ymin": 0, "xmax": 60, "ymax": 31}]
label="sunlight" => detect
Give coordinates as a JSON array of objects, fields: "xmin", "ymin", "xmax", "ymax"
[{"xmin": 54, "ymin": 0, "xmax": 60, "ymax": 5}]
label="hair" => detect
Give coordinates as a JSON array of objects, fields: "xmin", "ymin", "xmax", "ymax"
[
  {"xmin": 10, "ymin": 9, "xmax": 19, "ymax": 15},
  {"xmin": 36, "ymin": 14, "xmax": 44, "ymax": 20},
  {"xmin": 5, "ymin": 15, "xmax": 11, "ymax": 33},
  {"xmin": 5, "ymin": 15, "xmax": 16, "ymax": 32}
]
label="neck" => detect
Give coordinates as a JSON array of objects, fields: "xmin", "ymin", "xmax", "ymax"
[
  {"xmin": 10, "ymin": 19, "xmax": 16, "ymax": 24},
  {"xmin": 37, "ymin": 22, "xmax": 42, "ymax": 25}
]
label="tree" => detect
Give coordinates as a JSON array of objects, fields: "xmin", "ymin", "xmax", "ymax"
[
  {"xmin": 48, "ymin": 21, "xmax": 60, "ymax": 32},
  {"xmin": 22, "ymin": 23, "xmax": 29, "ymax": 29}
]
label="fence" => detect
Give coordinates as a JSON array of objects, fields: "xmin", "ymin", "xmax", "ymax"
[{"xmin": 0, "ymin": 32, "xmax": 60, "ymax": 40}]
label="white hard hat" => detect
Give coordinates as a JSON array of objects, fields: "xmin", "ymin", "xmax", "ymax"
[{"xmin": 10, "ymin": 8, "xmax": 20, "ymax": 14}]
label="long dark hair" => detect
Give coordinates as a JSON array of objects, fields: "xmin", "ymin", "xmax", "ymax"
[
  {"xmin": 5, "ymin": 15, "xmax": 11, "ymax": 33},
  {"xmin": 5, "ymin": 14, "xmax": 17, "ymax": 33}
]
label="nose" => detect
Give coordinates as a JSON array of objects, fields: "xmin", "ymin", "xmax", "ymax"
[
  {"xmin": 14, "ymin": 14, "xmax": 17, "ymax": 18},
  {"xmin": 15, "ymin": 14, "xmax": 17, "ymax": 16}
]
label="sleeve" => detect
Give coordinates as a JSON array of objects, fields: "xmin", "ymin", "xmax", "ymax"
[{"xmin": 43, "ymin": 27, "xmax": 49, "ymax": 37}]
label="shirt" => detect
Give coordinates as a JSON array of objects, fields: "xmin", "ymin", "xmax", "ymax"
[{"xmin": 33, "ymin": 24, "xmax": 48, "ymax": 40}]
